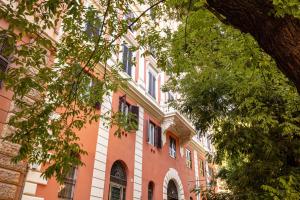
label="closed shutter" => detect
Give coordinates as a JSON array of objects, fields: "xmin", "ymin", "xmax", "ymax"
[
  {"xmin": 122, "ymin": 44, "xmax": 128, "ymax": 71},
  {"xmin": 154, "ymin": 126, "xmax": 158, "ymax": 147},
  {"xmin": 152, "ymin": 76, "xmax": 156, "ymax": 98},
  {"xmin": 129, "ymin": 105, "xmax": 139, "ymax": 129},
  {"xmin": 145, "ymin": 119, "xmax": 149, "ymax": 142},
  {"xmin": 157, "ymin": 126, "xmax": 162, "ymax": 148},
  {"xmin": 128, "ymin": 50, "xmax": 132, "ymax": 76},
  {"xmin": 148, "ymin": 72, "xmax": 152, "ymax": 95}
]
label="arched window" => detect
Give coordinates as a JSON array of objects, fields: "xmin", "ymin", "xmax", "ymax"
[
  {"xmin": 109, "ymin": 161, "xmax": 127, "ymax": 200},
  {"xmin": 167, "ymin": 180, "xmax": 178, "ymax": 200},
  {"xmin": 148, "ymin": 181, "xmax": 154, "ymax": 200}
]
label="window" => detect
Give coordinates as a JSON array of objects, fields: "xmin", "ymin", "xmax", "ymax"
[
  {"xmin": 146, "ymin": 120, "xmax": 162, "ymax": 148},
  {"xmin": 148, "ymin": 71, "xmax": 156, "ymax": 98},
  {"xmin": 186, "ymin": 149, "xmax": 192, "ymax": 168},
  {"xmin": 148, "ymin": 181, "xmax": 154, "ymax": 200},
  {"xmin": 85, "ymin": 18, "xmax": 102, "ymax": 39},
  {"xmin": 169, "ymin": 136, "xmax": 176, "ymax": 158},
  {"xmin": 167, "ymin": 92, "xmax": 174, "ymax": 102},
  {"xmin": 122, "ymin": 43, "xmax": 133, "ymax": 76},
  {"xmin": 0, "ymin": 36, "xmax": 11, "ymax": 88},
  {"xmin": 148, "ymin": 122, "xmax": 155, "ymax": 145},
  {"xmin": 58, "ymin": 167, "xmax": 77, "ymax": 200},
  {"xmin": 119, "ymin": 96, "xmax": 139, "ymax": 130},
  {"xmin": 199, "ymin": 160, "xmax": 205, "ymax": 177},
  {"xmin": 125, "ymin": 11, "xmax": 135, "ymax": 32},
  {"xmin": 167, "ymin": 180, "xmax": 178, "ymax": 200},
  {"xmin": 110, "ymin": 160, "xmax": 127, "ymax": 200}
]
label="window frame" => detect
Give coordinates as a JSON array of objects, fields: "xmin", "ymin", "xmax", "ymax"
[
  {"xmin": 185, "ymin": 149, "xmax": 192, "ymax": 169},
  {"xmin": 119, "ymin": 96, "xmax": 139, "ymax": 130},
  {"xmin": 148, "ymin": 121, "xmax": 155, "ymax": 146},
  {"xmin": 147, "ymin": 67, "xmax": 157, "ymax": 99},
  {"xmin": 58, "ymin": 167, "xmax": 77, "ymax": 200},
  {"xmin": 0, "ymin": 37, "xmax": 11, "ymax": 88},
  {"xmin": 169, "ymin": 136, "xmax": 176, "ymax": 158},
  {"xmin": 122, "ymin": 43, "xmax": 133, "ymax": 77}
]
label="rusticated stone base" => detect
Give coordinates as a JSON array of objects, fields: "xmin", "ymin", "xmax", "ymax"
[{"xmin": 0, "ymin": 140, "xmax": 27, "ymax": 200}]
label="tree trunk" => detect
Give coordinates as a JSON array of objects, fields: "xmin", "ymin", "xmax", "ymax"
[{"xmin": 207, "ymin": 0, "xmax": 300, "ymax": 93}]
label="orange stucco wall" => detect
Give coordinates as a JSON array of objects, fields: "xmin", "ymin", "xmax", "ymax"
[{"xmin": 36, "ymin": 115, "xmax": 100, "ymax": 200}]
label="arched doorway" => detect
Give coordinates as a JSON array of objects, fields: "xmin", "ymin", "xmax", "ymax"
[
  {"xmin": 148, "ymin": 181, "xmax": 154, "ymax": 200},
  {"xmin": 109, "ymin": 160, "xmax": 127, "ymax": 200},
  {"xmin": 167, "ymin": 180, "xmax": 178, "ymax": 200}
]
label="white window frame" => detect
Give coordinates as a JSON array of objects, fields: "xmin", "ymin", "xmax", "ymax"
[
  {"xmin": 185, "ymin": 149, "xmax": 192, "ymax": 168},
  {"xmin": 120, "ymin": 100, "xmax": 130, "ymax": 116},
  {"xmin": 148, "ymin": 122, "xmax": 155, "ymax": 146},
  {"xmin": 147, "ymin": 65, "xmax": 158, "ymax": 100},
  {"xmin": 119, "ymin": 40, "xmax": 136, "ymax": 79},
  {"xmin": 169, "ymin": 137, "xmax": 176, "ymax": 158}
]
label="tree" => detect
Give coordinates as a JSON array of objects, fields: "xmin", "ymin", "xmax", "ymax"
[
  {"xmin": 0, "ymin": 0, "xmax": 151, "ymax": 182},
  {"xmin": 165, "ymin": 7, "xmax": 300, "ymax": 199},
  {"xmin": 0, "ymin": 0, "xmax": 299, "ymax": 184},
  {"xmin": 205, "ymin": 0, "xmax": 300, "ymax": 93}
]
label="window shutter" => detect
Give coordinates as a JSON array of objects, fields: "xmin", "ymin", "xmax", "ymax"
[
  {"xmin": 148, "ymin": 72, "xmax": 152, "ymax": 95},
  {"xmin": 145, "ymin": 119, "xmax": 149, "ymax": 142},
  {"xmin": 122, "ymin": 44, "xmax": 128, "ymax": 71},
  {"xmin": 129, "ymin": 105, "xmax": 139, "ymax": 129},
  {"xmin": 128, "ymin": 50, "xmax": 132, "ymax": 76},
  {"xmin": 157, "ymin": 126, "xmax": 162, "ymax": 148},
  {"xmin": 154, "ymin": 126, "xmax": 158, "ymax": 147},
  {"xmin": 152, "ymin": 76, "xmax": 156, "ymax": 98},
  {"xmin": 119, "ymin": 96, "xmax": 126, "ymax": 112}
]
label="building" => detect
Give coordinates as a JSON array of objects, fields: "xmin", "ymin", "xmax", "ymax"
[{"xmin": 0, "ymin": 3, "xmax": 217, "ymax": 200}]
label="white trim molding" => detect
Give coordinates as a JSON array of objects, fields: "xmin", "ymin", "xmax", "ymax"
[
  {"xmin": 194, "ymin": 150, "xmax": 200, "ymax": 200},
  {"xmin": 163, "ymin": 168, "xmax": 185, "ymax": 200},
  {"xmin": 89, "ymin": 93, "xmax": 113, "ymax": 200},
  {"xmin": 133, "ymin": 106, "xmax": 144, "ymax": 199}
]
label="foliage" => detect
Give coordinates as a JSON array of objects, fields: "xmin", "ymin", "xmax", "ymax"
[
  {"xmin": 0, "ymin": 0, "xmax": 300, "ymax": 185},
  {"xmin": 0, "ymin": 0, "xmax": 150, "ymax": 182},
  {"xmin": 272, "ymin": 0, "xmax": 300, "ymax": 18},
  {"xmin": 165, "ymin": 7, "xmax": 300, "ymax": 200}
]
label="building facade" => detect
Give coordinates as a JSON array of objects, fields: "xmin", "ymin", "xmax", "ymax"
[{"xmin": 0, "ymin": 3, "xmax": 217, "ymax": 200}]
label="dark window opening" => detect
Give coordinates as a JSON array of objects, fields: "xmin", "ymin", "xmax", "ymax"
[
  {"xmin": 148, "ymin": 181, "xmax": 154, "ymax": 200},
  {"xmin": 167, "ymin": 180, "xmax": 178, "ymax": 200},
  {"xmin": 110, "ymin": 160, "xmax": 127, "ymax": 200},
  {"xmin": 0, "ymin": 36, "xmax": 12, "ymax": 88}
]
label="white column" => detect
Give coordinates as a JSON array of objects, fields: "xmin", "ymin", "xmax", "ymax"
[
  {"xmin": 194, "ymin": 150, "xmax": 200, "ymax": 200},
  {"xmin": 133, "ymin": 106, "xmax": 144, "ymax": 199},
  {"xmin": 22, "ymin": 164, "xmax": 46, "ymax": 200},
  {"xmin": 90, "ymin": 93, "xmax": 113, "ymax": 200}
]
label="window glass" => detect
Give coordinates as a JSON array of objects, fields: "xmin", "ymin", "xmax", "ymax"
[
  {"xmin": 148, "ymin": 122, "xmax": 155, "ymax": 145},
  {"xmin": 122, "ymin": 43, "xmax": 132, "ymax": 76},
  {"xmin": 186, "ymin": 149, "xmax": 192, "ymax": 168},
  {"xmin": 0, "ymin": 36, "xmax": 11, "ymax": 87},
  {"xmin": 58, "ymin": 167, "xmax": 77, "ymax": 200},
  {"xmin": 169, "ymin": 137, "xmax": 176, "ymax": 158},
  {"xmin": 148, "ymin": 71, "xmax": 156, "ymax": 98}
]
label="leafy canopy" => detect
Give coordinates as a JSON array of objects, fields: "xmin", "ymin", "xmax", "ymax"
[{"xmin": 165, "ymin": 7, "xmax": 300, "ymax": 200}]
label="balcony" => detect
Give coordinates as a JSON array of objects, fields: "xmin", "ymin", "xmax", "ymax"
[{"xmin": 162, "ymin": 110, "xmax": 195, "ymax": 144}]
